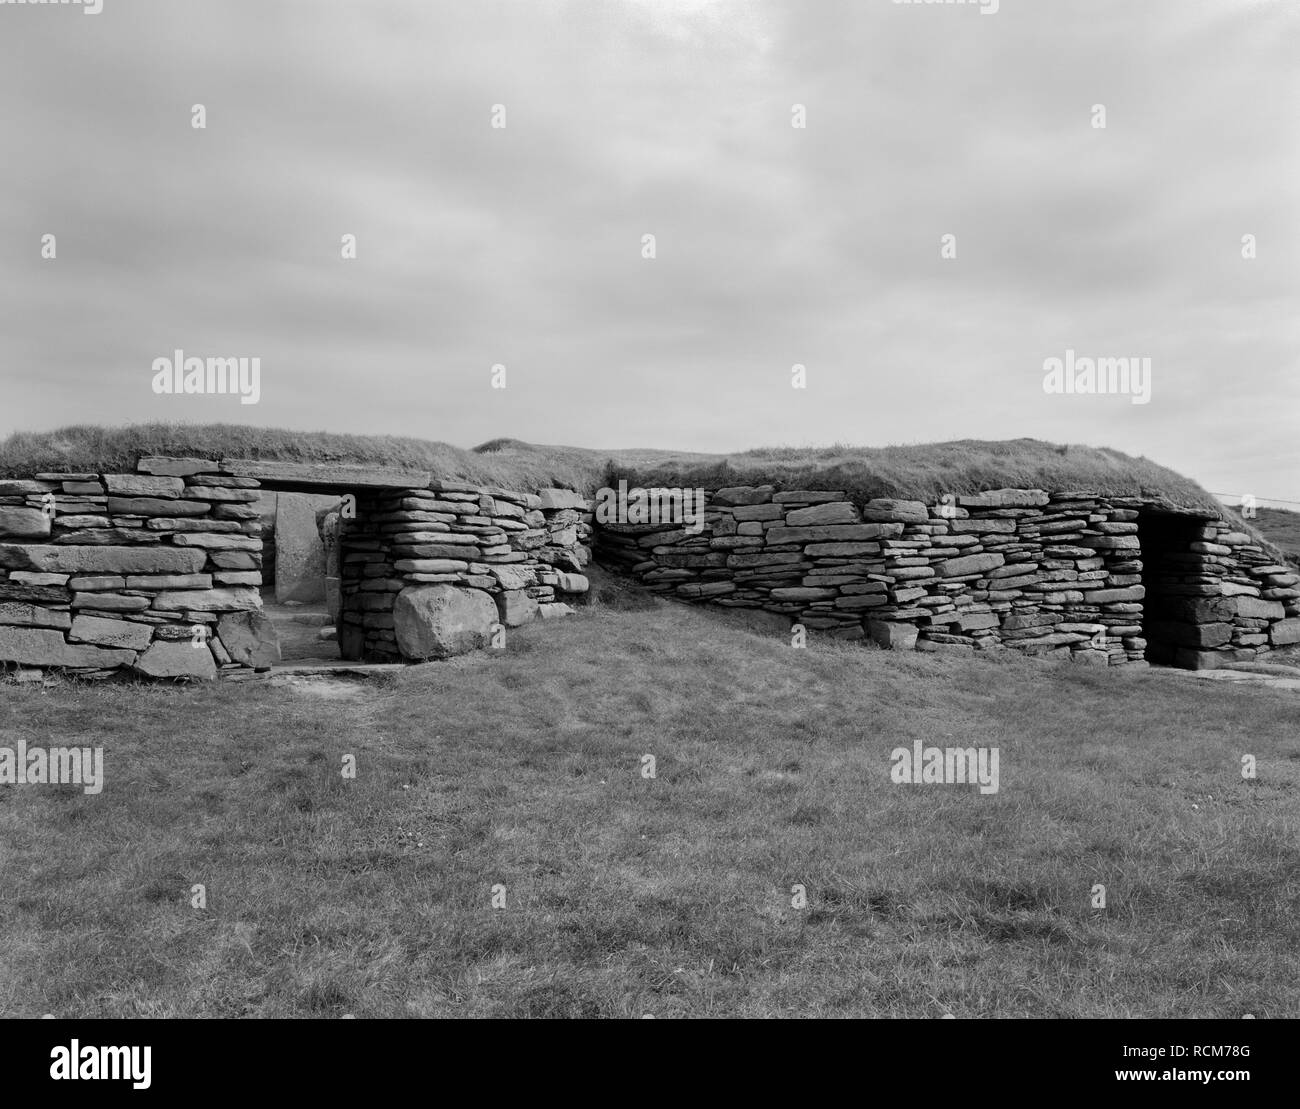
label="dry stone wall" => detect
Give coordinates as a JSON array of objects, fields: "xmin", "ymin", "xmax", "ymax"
[
  {"xmin": 0, "ymin": 457, "xmax": 269, "ymax": 680},
  {"xmin": 337, "ymin": 483, "xmax": 593, "ymax": 662},
  {"xmin": 0, "ymin": 457, "xmax": 594, "ymax": 679},
  {"xmin": 596, "ymin": 484, "xmax": 1300, "ymax": 669}
]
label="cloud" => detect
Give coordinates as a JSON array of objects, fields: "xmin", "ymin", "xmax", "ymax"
[{"xmin": 0, "ymin": 0, "xmax": 1294, "ymax": 498}]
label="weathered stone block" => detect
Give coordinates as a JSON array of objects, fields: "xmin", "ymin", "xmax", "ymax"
[
  {"xmin": 394, "ymin": 558, "xmax": 470, "ymax": 574},
  {"xmin": 210, "ymin": 551, "xmax": 261, "ymax": 570},
  {"xmin": 868, "ymin": 621, "xmax": 919, "ymax": 649},
  {"xmin": 957, "ymin": 489, "xmax": 1049, "ymax": 508},
  {"xmin": 104, "ymin": 475, "xmax": 185, "ymax": 497},
  {"xmin": 861, "ymin": 499, "xmax": 929, "ymax": 523},
  {"xmin": 0, "ymin": 602, "xmax": 71, "ymax": 629},
  {"xmin": 783, "ymin": 502, "xmax": 859, "ymax": 527},
  {"xmin": 765, "ymin": 523, "xmax": 901, "ymax": 544},
  {"xmin": 393, "ymin": 584, "xmax": 498, "ymax": 659},
  {"xmin": 730, "ymin": 503, "xmax": 783, "ymax": 522},
  {"xmin": 53, "ymin": 528, "xmax": 164, "ymax": 546},
  {"xmin": 106, "ymin": 497, "xmax": 212, "ymax": 517},
  {"xmin": 0, "ymin": 507, "xmax": 52, "ymax": 539},
  {"xmin": 137, "ymin": 457, "xmax": 221, "ymax": 476},
  {"xmin": 1235, "ymin": 597, "xmax": 1285, "ymax": 620},
  {"xmin": 1269, "ymin": 619, "xmax": 1300, "ymax": 646},
  {"xmin": 171, "ymin": 533, "xmax": 261, "ymax": 550},
  {"xmin": 72, "ymin": 593, "xmax": 150, "ymax": 612},
  {"xmin": 1077, "ymin": 536, "xmax": 1140, "ymax": 550},
  {"xmin": 134, "ymin": 639, "xmax": 217, "ymax": 680},
  {"xmin": 9, "ymin": 572, "xmax": 70, "ymax": 586},
  {"xmin": 804, "ymin": 542, "xmax": 882, "ymax": 557},
  {"xmin": 1083, "ymin": 586, "xmax": 1145, "ymax": 604},
  {"xmin": 538, "ymin": 488, "xmax": 588, "ymax": 511},
  {"xmin": 217, "ymin": 611, "xmax": 280, "ymax": 669},
  {"xmin": 151, "ymin": 588, "xmax": 261, "ymax": 612},
  {"xmin": 183, "ymin": 487, "xmax": 261, "ymax": 502},
  {"xmin": 677, "ymin": 582, "xmax": 736, "ymax": 599},
  {"xmin": 950, "ymin": 519, "xmax": 1017, "ymax": 534},
  {"xmin": 770, "ymin": 587, "xmax": 836, "ymax": 601},
  {"xmin": 0, "ymin": 625, "xmax": 135, "ymax": 668},
  {"xmin": 938, "ymin": 553, "xmax": 1005, "ymax": 578},
  {"xmin": 68, "ymin": 615, "xmax": 153, "ymax": 651},
  {"xmin": 497, "ymin": 589, "xmax": 539, "ymax": 626},
  {"xmin": 0, "ymin": 545, "xmax": 207, "ymax": 575},
  {"xmin": 400, "ymin": 544, "xmax": 483, "ymax": 560},
  {"xmin": 772, "ymin": 490, "xmax": 844, "ymax": 504},
  {"xmin": 124, "ymin": 574, "xmax": 213, "ymax": 590}
]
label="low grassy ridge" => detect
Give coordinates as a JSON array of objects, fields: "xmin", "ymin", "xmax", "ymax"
[
  {"xmin": 0, "ymin": 423, "xmax": 608, "ymax": 495},
  {"xmin": 2, "ymin": 586, "xmax": 1297, "ymax": 1018},
  {"xmin": 1250, "ymin": 507, "xmax": 1300, "ymax": 567},
  {"xmin": 1, "ymin": 424, "xmax": 1227, "ymax": 515}
]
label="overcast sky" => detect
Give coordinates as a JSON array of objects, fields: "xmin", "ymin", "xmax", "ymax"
[{"xmin": 1, "ymin": 0, "xmax": 1296, "ymax": 500}]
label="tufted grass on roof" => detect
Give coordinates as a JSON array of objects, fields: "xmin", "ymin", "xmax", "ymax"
[{"xmin": 0, "ymin": 424, "xmax": 1227, "ymax": 516}]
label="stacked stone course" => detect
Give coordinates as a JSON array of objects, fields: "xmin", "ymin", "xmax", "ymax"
[
  {"xmin": 596, "ymin": 484, "xmax": 1300, "ymax": 668},
  {"xmin": 338, "ymin": 482, "xmax": 593, "ymax": 661},
  {"xmin": 0, "ymin": 457, "xmax": 269, "ymax": 679}
]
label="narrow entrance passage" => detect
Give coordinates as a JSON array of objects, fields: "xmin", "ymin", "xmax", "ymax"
[
  {"xmin": 262, "ymin": 590, "xmax": 340, "ymax": 663},
  {"xmin": 1137, "ymin": 511, "xmax": 1211, "ymax": 666}
]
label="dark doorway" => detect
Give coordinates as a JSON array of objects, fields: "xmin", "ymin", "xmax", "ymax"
[{"xmin": 1137, "ymin": 511, "xmax": 1210, "ymax": 666}]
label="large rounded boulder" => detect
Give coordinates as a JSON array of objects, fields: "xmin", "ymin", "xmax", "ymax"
[{"xmin": 393, "ymin": 584, "xmax": 498, "ymax": 660}]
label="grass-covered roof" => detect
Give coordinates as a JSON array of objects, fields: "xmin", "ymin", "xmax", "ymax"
[{"xmin": 0, "ymin": 423, "xmax": 1228, "ymax": 516}]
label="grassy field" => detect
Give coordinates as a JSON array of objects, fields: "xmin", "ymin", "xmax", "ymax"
[
  {"xmin": 1250, "ymin": 507, "xmax": 1300, "ymax": 566},
  {"xmin": 2, "ymin": 584, "xmax": 1298, "ymax": 1018}
]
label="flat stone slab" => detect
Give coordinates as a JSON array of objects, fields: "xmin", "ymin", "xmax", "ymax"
[
  {"xmin": 0, "ymin": 544, "xmax": 207, "ymax": 575},
  {"xmin": 221, "ymin": 458, "xmax": 431, "ymax": 490},
  {"xmin": 137, "ymin": 457, "xmax": 225, "ymax": 476},
  {"xmin": 134, "ymin": 639, "xmax": 217, "ymax": 680},
  {"xmin": 0, "ymin": 507, "xmax": 52, "ymax": 539},
  {"xmin": 104, "ymin": 474, "xmax": 185, "ymax": 497},
  {"xmin": 0, "ymin": 602, "xmax": 72, "ymax": 629},
  {"xmin": 68, "ymin": 615, "xmax": 154, "ymax": 651},
  {"xmin": 264, "ymin": 661, "xmax": 407, "ymax": 677},
  {"xmin": 0, "ymin": 625, "xmax": 136, "ymax": 667},
  {"xmin": 151, "ymin": 588, "xmax": 262, "ymax": 612},
  {"xmin": 1155, "ymin": 667, "xmax": 1300, "ymax": 693}
]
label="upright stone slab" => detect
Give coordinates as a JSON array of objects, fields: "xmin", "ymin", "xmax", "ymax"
[{"xmin": 274, "ymin": 493, "xmax": 337, "ymax": 603}]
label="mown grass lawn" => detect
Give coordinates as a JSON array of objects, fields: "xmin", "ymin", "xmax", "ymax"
[{"xmin": 1, "ymin": 592, "xmax": 1298, "ymax": 1018}]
